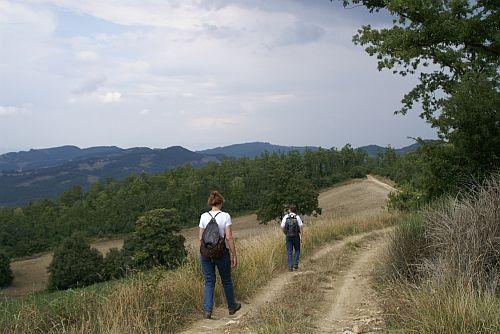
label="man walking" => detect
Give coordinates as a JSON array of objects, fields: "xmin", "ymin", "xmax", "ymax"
[{"xmin": 281, "ymin": 205, "xmax": 304, "ymax": 271}]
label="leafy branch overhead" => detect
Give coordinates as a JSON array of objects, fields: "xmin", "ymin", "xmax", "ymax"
[{"xmin": 341, "ymin": 0, "xmax": 499, "ymax": 120}]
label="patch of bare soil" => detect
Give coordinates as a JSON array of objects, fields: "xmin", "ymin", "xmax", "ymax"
[
  {"xmin": 179, "ymin": 231, "xmax": 382, "ymax": 334},
  {"xmin": 311, "ymin": 230, "xmax": 390, "ymax": 334},
  {"xmin": 1, "ymin": 239, "xmax": 124, "ymax": 298}
]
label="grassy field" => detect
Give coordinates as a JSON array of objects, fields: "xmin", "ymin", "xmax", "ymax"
[
  {"xmin": 0, "ymin": 178, "xmax": 395, "ymax": 333},
  {"xmin": 2, "ymin": 177, "xmax": 389, "ymax": 298}
]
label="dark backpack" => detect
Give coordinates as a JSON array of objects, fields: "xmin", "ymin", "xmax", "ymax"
[
  {"xmin": 200, "ymin": 212, "xmax": 226, "ymax": 260},
  {"xmin": 285, "ymin": 214, "xmax": 300, "ymax": 237}
]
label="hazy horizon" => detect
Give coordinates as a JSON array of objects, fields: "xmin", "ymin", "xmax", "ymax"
[{"xmin": 1, "ymin": 1, "xmax": 437, "ymax": 153}]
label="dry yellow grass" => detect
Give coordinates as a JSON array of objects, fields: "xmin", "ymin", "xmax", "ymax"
[{"xmin": 0, "ymin": 212, "xmax": 396, "ymax": 334}]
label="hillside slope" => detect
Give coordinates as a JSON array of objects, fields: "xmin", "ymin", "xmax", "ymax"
[
  {"xmin": 197, "ymin": 141, "xmax": 319, "ymax": 158},
  {"xmin": 2, "ymin": 177, "xmax": 391, "ymax": 298},
  {"xmin": 0, "ymin": 146, "xmax": 220, "ymax": 207}
]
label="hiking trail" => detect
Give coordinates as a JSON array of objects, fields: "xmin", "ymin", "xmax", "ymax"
[{"xmin": 179, "ymin": 177, "xmax": 395, "ymax": 334}]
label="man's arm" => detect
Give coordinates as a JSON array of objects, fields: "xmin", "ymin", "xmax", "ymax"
[{"xmin": 298, "ymin": 216, "xmax": 304, "ymax": 242}]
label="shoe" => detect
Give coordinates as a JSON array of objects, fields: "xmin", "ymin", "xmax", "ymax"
[
  {"xmin": 204, "ymin": 311, "xmax": 212, "ymax": 319},
  {"xmin": 293, "ymin": 265, "xmax": 298, "ymax": 270},
  {"xmin": 229, "ymin": 303, "xmax": 241, "ymax": 315},
  {"xmin": 288, "ymin": 267, "xmax": 294, "ymax": 272}
]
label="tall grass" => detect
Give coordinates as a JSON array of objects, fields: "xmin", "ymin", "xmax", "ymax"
[
  {"xmin": 382, "ymin": 174, "xmax": 500, "ymax": 333},
  {"xmin": 0, "ymin": 213, "xmax": 395, "ymax": 334}
]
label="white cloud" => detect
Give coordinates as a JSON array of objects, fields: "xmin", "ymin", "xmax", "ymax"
[
  {"xmin": 0, "ymin": 105, "xmax": 27, "ymax": 116},
  {"xmin": 189, "ymin": 116, "xmax": 240, "ymax": 129},
  {"xmin": 72, "ymin": 75, "xmax": 107, "ymax": 95},
  {"xmin": 76, "ymin": 50, "xmax": 99, "ymax": 62},
  {"xmin": 100, "ymin": 91, "xmax": 122, "ymax": 103},
  {"xmin": 0, "ymin": 0, "xmax": 437, "ymax": 150}
]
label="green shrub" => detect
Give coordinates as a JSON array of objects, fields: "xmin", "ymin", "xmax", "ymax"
[
  {"xmin": 387, "ymin": 183, "xmax": 426, "ymax": 212},
  {"xmin": 48, "ymin": 234, "xmax": 104, "ymax": 290},
  {"xmin": 0, "ymin": 250, "xmax": 13, "ymax": 288},
  {"xmin": 103, "ymin": 248, "xmax": 129, "ymax": 280},
  {"xmin": 124, "ymin": 208, "xmax": 187, "ymax": 270}
]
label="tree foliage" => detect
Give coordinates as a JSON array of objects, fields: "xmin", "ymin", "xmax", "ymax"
[
  {"xmin": 0, "ymin": 250, "xmax": 13, "ymax": 288},
  {"xmin": 0, "ymin": 146, "xmax": 367, "ymax": 257},
  {"xmin": 341, "ymin": 0, "xmax": 500, "ymax": 200},
  {"xmin": 123, "ymin": 209, "xmax": 186, "ymax": 270},
  {"xmin": 48, "ymin": 234, "xmax": 104, "ymax": 290},
  {"xmin": 103, "ymin": 248, "xmax": 128, "ymax": 280}
]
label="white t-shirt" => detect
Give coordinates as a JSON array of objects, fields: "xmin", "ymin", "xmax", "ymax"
[
  {"xmin": 280, "ymin": 213, "xmax": 303, "ymax": 229},
  {"xmin": 199, "ymin": 210, "xmax": 232, "ymax": 237}
]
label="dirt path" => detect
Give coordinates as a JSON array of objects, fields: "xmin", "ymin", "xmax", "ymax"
[
  {"xmin": 179, "ymin": 230, "xmax": 383, "ymax": 334},
  {"xmin": 312, "ymin": 230, "xmax": 390, "ymax": 334},
  {"xmin": 367, "ymin": 175, "xmax": 398, "ymax": 193}
]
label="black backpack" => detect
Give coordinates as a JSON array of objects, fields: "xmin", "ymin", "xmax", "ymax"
[
  {"xmin": 285, "ymin": 214, "xmax": 300, "ymax": 237},
  {"xmin": 200, "ymin": 212, "xmax": 226, "ymax": 260}
]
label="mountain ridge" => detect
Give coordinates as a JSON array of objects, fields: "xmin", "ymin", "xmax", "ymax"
[{"xmin": 0, "ymin": 141, "xmax": 422, "ymax": 207}]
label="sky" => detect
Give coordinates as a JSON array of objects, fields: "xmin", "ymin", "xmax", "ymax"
[{"xmin": 0, "ymin": 0, "xmax": 437, "ymax": 153}]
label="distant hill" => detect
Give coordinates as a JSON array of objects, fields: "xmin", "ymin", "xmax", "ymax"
[
  {"xmin": 356, "ymin": 142, "xmax": 422, "ymax": 156},
  {"xmin": 197, "ymin": 142, "xmax": 319, "ymax": 158},
  {"xmin": 0, "ymin": 141, "xmax": 425, "ymax": 207},
  {"xmin": 0, "ymin": 146, "xmax": 220, "ymax": 207},
  {"xmin": 0, "ymin": 145, "xmax": 122, "ymax": 171}
]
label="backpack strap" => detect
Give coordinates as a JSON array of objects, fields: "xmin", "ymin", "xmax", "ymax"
[{"xmin": 208, "ymin": 211, "xmax": 222, "ymax": 219}]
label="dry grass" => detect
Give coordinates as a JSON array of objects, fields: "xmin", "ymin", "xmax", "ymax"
[
  {"xmin": 381, "ymin": 173, "xmax": 500, "ymax": 334},
  {"xmin": 0, "ymin": 212, "xmax": 396, "ymax": 334}
]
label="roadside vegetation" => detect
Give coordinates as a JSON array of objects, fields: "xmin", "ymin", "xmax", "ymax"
[
  {"xmin": 0, "ymin": 212, "xmax": 395, "ymax": 333},
  {"xmin": 341, "ymin": 1, "xmax": 499, "ymax": 332},
  {"xmin": 381, "ymin": 174, "xmax": 500, "ymax": 333}
]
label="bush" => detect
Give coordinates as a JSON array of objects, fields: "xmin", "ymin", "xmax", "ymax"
[
  {"xmin": 103, "ymin": 248, "xmax": 129, "ymax": 280},
  {"xmin": 0, "ymin": 250, "xmax": 13, "ymax": 288},
  {"xmin": 423, "ymin": 173, "xmax": 500, "ymax": 287},
  {"xmin": 383, "ymin": 173, "xmax": 500, "ymax": 333},
  {"xmin": 387, "ymin": 183, "xmax": 426, "ymax": 212},
  {"xmin": 124, "ymin": 208, "xmax": 187, "ymax": 270},
  {"xmin": 384, "ymin": 214, "xmax": 429, "ymax": 281},
  {"xmin": 48, "ymin": 234, "xmax": 104, "ymax": 290}
]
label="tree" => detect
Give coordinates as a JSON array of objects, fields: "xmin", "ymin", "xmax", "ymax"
[
  {"xmin": 257, "ymin": 170, "xmax": 321, "ymax": 223},
  {"xmin": 341, "ymin": 0, "xmax": 499, "ymax": 198},
  {"xmin": 0, "ymin": 250, "xmax": 13, "ymax": 288},
  {"xmin": 48, "ymin": 234, "xmax": 104, "ymax": 290},
  {"xmin": 124, "ymin": 208, "xmax": 187, "ymax": 270}
]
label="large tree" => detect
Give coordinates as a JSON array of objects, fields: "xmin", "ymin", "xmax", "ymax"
[{"xmin": 341, "ymin": 0, "xmax": 499, "ymax": 195}]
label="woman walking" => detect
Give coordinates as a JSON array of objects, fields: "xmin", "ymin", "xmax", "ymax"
[{"xmin": 199, "ymin": 191, "xmax": 241, "ymax": 319}]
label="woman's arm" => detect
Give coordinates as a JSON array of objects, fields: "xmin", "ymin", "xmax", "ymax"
[
  {"xmin": 225, "ymin": 225, "xmax": 238, "ymax": 268},
  {"xmin": 199, "ymin": 227, "xmax": 204, "ymax": 241}
]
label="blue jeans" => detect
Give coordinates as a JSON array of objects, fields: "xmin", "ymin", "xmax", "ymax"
[
  {"xmin": 286, "ymin": 235, "xmax": 301, "ymax": 268},
  {"xmin": 200, "ymin": 248, "xmax": 237, "ymax": 312}
]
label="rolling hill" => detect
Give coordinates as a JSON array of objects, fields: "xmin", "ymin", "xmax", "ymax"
[
  {"xmin": 0, "ymin": 146, "xmax": 220, "ymax": 207},
  {"xmin": 197, "ymin": 142, "xmax": 319, "ymax": 158},
  {"xmin": 0, "ymin": 141, "xmax": 422, "ymax": 207},
  {"xmin": 356, "ymin": 142, "xmax": 422, "ymax": 156}
]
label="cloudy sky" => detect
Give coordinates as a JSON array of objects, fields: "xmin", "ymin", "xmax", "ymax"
[{"xmin": 0, "ymin": 0, "xmax": 436, "ymax": 153}]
